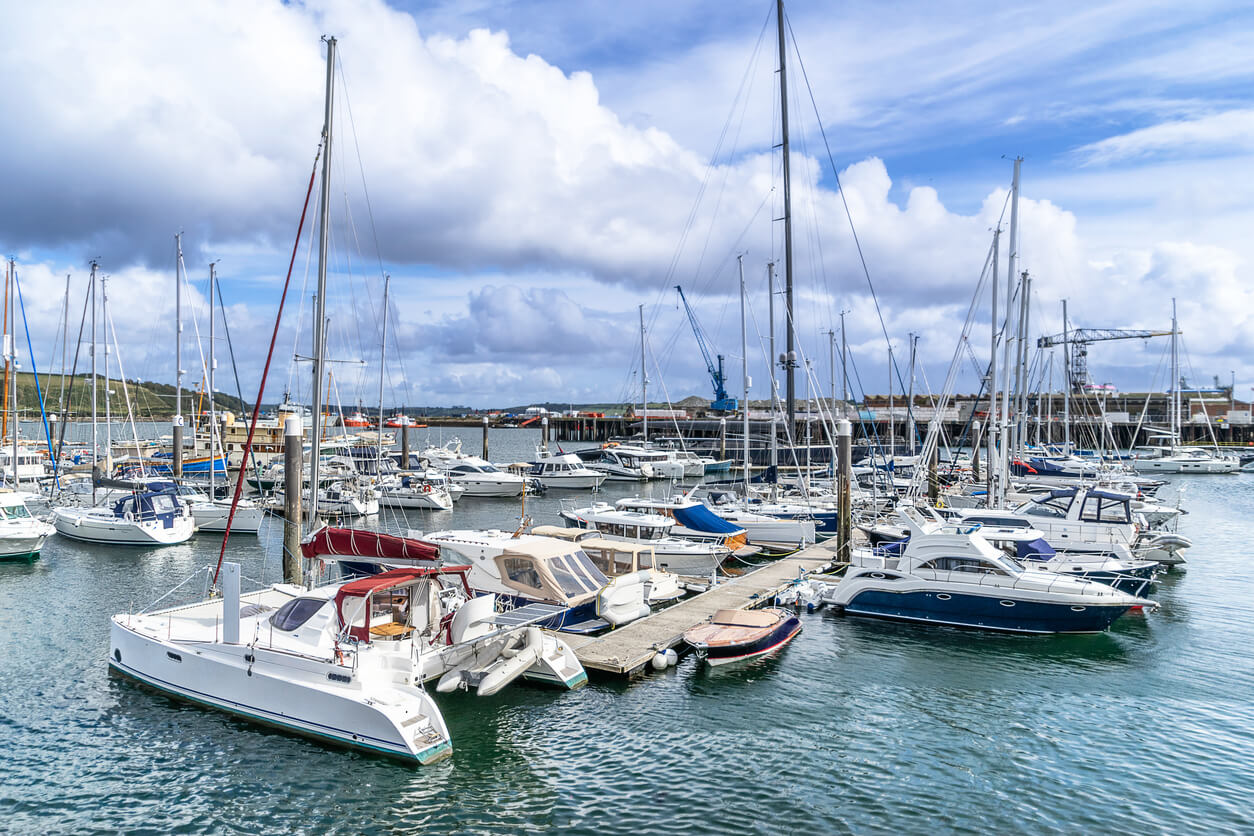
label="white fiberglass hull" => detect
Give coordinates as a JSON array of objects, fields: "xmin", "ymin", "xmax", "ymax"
[
  {"xmin": 535, "ymin": 472, "xmax": 607, "ymax": 490},
  {"xmin": 381, "ymin": 488, "xmax": 454, "ymax": 510},
  {"xmin": 52, "ymin": 508, "xmax": 194, "ymax": 546},
  {"xmin": 1132, "ymin": 457, "xmax": 1238, "ymax": 474},
  {"xmin": 0, "ymin": 524, "xmax": 52, "ymax": 558},
  {"xmin": 192, "ymin": 502, "xmax": 265, "ymax": 533},
  {"xmin": 451, "ymin": 476, "xmax": 527, "ymax": 498},
  {"xmin": 108, "ymin": 617, "xmax": 451, "ymax": 765}
]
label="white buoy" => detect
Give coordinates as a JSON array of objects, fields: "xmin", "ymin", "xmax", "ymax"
[
  {"xmin": 651, "ymin": 652, "xmax": 668, "ymax": 671},
  {"xmin": 664, "ymin": 648, "xmax": 678, "ymax": 667}
]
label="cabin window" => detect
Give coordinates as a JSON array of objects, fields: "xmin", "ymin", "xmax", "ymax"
[
  {"xmin": 587, "ymin": 550, "xmax": 614, "ymax": 576},
  {"xmin": 625, "ymin": 526, "xmax": 639, "ymax": 539},
  {"xmin": 921, "ymin": 557, "xmax": 1003, "ymax": 575},
  {"xmin": 270, "ymin": 597, "xmax": 326, "ymax": 631},
  {"xmin": 548, "ymin": 559, "xmax": 590, "ymax": 596},
  {"xmin": 0, "ymin": 504, "xmax": 29, "ymax": 519},
  {"xmin": 566, "ymin": 550, "xmax": 609, "ymax": 588},
  {"xmin": 637, "ymin": 551, "xmax": 654, "ymax": 569},
  {"xmin": 502, "ymin": 557, "xmax": 543, "ymax": 591},
  {"xmin": 1026, "ymin": 502, "xmax": 1068, "ymax": 519}
]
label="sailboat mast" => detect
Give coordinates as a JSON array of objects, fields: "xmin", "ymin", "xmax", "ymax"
[
  {"xmin": 174, "ymin": 233, "xmax": 184, "ymax": 477},
  {"xmin": 738, "ymin": 255, "xmax": 750, "ymax": 492},
  {"xmin": 639, "ymin": 304, "xmax": 647, "ymax": 444},
  {"xmin": 2, "ymin": 259, "xmax": 9, "ymax": 448},
  {"xmin": 103, "ymin": 275, "xmax": 111, "ymax": 473},
  {"xmin": 8, "ymin": 259, "xmax": 15, "ymax": 485},
  {"xmin": 988, "ymin": 228, "xmax": 999, "ymax": 503},
  {"xmin": 776, "ymin": 0, "xmax": 796, "ymax": 428},
  {"xmin": 89, "ymin": 261, "xmax": 97, "ymax": 494},
  {"xmin": 208, "ymin": 263, "xmax": 217, "ymax": 498},
  {"xmin": 308, "ymin": 34, "xmax": 337, "ymax": 527},
  {"xmin": 1062, "ymin": 299, "xmax": 1071, "ymax": 451},
  {"xmin": 1171, "ymin": 298, "xmax": 1179, "ymax": 443},
  {"xmin": 60, "ymin": 273, "xmax": 69, "ymax": 418},
  {"xmin": 377, "ymin": 274, "xmax": 390, "ymax": 471}
]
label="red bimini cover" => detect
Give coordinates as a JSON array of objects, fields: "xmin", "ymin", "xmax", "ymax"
[{"xmin": 301, "ymin": 526, "xmax": 439, "ymax": 563}]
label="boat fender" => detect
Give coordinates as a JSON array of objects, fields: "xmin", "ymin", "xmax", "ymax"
[
  {"xmin": 651, "ymin": 652, "xmax": 668, "ymax": 671},
  {"xmin": 436, "ymin": 669, "xmax": 467, "ymax": 693},
  {"xmin": 663, "ymin": 648, "xmax": 678, "ymax": 667}
]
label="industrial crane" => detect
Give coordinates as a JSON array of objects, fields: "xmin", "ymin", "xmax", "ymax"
[
  {"xmin": 1036, "ymin": 327, "xmax": 1172, "ymax": 393},
  {"xmin": 675, "ymin": 285, "xmax": 737, "ymax": 411}
]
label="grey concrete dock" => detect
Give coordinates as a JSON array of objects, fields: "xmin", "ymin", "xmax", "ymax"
[{"xmin": 563, "ymin": 540, "xmax": 841, "ymax": 677}]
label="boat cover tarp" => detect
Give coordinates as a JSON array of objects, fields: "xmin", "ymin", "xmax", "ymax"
[
  {"xmin": 303, "ymin": 526, "xmax": 439, "ymax": 562},
  {"xmin": 673, "ymin": 503, "xmax": 744, "ymax": 535},
  {"xmin": 1016, "ymin": 537, "xmax": 1057, "ymax": 560}
]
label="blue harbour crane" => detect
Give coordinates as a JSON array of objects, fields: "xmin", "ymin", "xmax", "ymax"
[{"xmin": 675, "ymin": 285, "xmax": 738, "ymax": 412}]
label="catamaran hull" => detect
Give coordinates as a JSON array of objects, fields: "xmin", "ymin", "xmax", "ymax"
[{"xmin": 108, "ymin": 620, "xmax": 451, "ymax": 765}]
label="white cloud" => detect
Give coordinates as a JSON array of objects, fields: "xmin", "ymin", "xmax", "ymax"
[{"xmin": 1076, "ymin": 110, "xmax": 1254, "ymax": 165}]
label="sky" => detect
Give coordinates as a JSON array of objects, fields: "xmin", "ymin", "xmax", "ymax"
[{"xmin": 1, "ymin": 0, "xmax": 1252, "ymax": 411}]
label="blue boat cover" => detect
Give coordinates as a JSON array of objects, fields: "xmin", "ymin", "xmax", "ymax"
[
  {"xmin": 1016, "ymin": 537, "xmax": 1057, "ymax": 560},
  {"xmin": 673, "ymin": 503, "xmax": 744, "ymax": 535}
]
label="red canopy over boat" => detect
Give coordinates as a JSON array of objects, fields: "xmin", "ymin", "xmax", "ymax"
[{"xmin": 302, "ymin": 526, "xmax": 439, "ymax": 563}]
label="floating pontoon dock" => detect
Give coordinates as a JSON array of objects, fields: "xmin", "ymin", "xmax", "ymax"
[{"xmin": 562, "ymin": 540, "xmax": 841, "ymax": 677}]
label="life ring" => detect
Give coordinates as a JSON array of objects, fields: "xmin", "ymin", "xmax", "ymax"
[
  {"xmin": 124, "ymin": 511, "xmax": 134, "ymax": 522},
  {"xmin": 422, "ymin": 484, "xmax": 431, "ymax": 493}
]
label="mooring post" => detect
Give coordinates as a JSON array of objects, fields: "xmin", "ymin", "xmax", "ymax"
[
  {"xmin": 172, "ymin": 415, "xmax": 183, "ymax": 477},
  {"xmin": 481, "ymin": 415, "xmax": 489, "ymax": 460},
  {"xmin": 837, "ymin": 418, "xmax": 852, "ymax": 564},
  {"xmin": 282, "ymin": 414, "xmax": 303, "ymax": 585},
  {"xmin": 541, "ymin": 415, "xmax": 549, "ymax": 452},
  {"xmin": 719, "ymin": 417, "xmax": 727, "ymax": 462},
  {"xmin": 400, "ymin": 422, "xmax": 410, "ymax": 470}
]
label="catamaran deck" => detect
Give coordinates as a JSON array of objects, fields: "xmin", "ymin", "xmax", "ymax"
[{"xmin": 562, "ymin": 540, "xmax": 841, "ymax": 677}]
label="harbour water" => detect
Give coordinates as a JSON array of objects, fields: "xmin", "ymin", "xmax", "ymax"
[{"xmin": 3, "ymin": 428, "xmax": 1253, "ymax": 833}]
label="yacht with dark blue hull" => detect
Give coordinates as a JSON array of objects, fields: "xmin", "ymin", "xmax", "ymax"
[{"xmin": 822, "ymin": 513, "xmax": 1152, "ymax": 634}]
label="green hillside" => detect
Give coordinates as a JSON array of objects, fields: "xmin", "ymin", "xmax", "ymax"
[{"xmin": 3, "ymin": 371, "xmax": 245, "ymax": 421}]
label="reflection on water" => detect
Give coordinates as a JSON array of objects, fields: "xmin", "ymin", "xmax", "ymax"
[{"xmin": 2, "ymin": 427, "xmax": 1253, "ymax": 833}]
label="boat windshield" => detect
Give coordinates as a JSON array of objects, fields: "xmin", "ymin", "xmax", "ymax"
[
  {"xmin": 0, "ymin": 504, "xmax": 31, "ymax": 519},
  {"xmin": 270, "ymin": 597, "xmax": 326, "ymax": 631}
]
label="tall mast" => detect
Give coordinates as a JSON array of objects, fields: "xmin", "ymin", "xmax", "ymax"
[
  {"xmin": 2, "ymin": 259, "xmax": 9, "ymax": 449},
  {"xmin": 60, "ymin": 273, "xmax": 70, "ymax": 418},
  {"xmin": 103, "ymin": 274, "xmax": 111, "ymax": 474},
  {"xmin": 1002, "ymin": 157, "xmax": 1021, "ymax": 470},
  {"xmin": 174, "ymin": 233, "xmax": 184, "ymax": 477},
  {"xmin": 89, "ymin": 262, "xmax": 97, "ymax": 495},
  {"xmin": 208, "ymin": 263, "xmax": 218, "ymax": 498},
  {"xmin": 376, "ymin": 274, "xmax": 390, "ymax": 472},
  {"xmin": 907, "ymin": 333, "xmax": 917, "ymax": 455},
  {"xmin": 1062, "ymin": 299, "xmax": 1071, "ymax": 451},
  {"xmin": 840, "ymin": 310, "xmax": 847, "ymax": 405},
  {"xmin": 738, "ymin": 255, "xmax": 750, "ymax": 493},
  {"xmin": 988, "ymin": 228, "xmax": 999, "ymax": 503},
  {"xmin": 639, "ymin": 304, "xmax": 647, "ymax": 445},
  {"xmin": 7, "ymin": 259, "xmax": 15, "ymax": 485},
  {"xmin": 1171, "ymin": 298, "xmax": 1179, "ymax": 443},
  {"xmin": 767, "ymin": 262, "xmax": 777, "ymax": 404},
  {"xmin": 308, "ymin": 34, "xmax": 337, "ymax": 527},
  {"xmin": 1017, "ymin": 273, "xmax": 1031, "ymax": 447},
  {"xmin": 776, "ymin": 0, "xmax": 796, "ymax": 427}
]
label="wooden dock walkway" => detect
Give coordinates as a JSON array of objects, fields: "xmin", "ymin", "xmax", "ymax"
[{"xmin": 564, "ymin": 540, "xmax": 842, "ymax": 677}]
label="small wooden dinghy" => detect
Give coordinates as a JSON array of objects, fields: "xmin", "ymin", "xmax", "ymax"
[{"xmin": 682, "ymin": 607, "xmax": 801, "ymax": 666}]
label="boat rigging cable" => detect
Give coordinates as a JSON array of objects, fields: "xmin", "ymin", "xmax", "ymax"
[
  {"xmin": 213, "ymin": 145, "xmax": 322, "ymax": 586},
  {"xmin": 12, "ymin": 268, "xmax": 58, "ymax": 488}
]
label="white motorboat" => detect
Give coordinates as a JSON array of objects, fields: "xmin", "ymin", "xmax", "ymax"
[
  {"xmin": 0, "ymin": 489, "xmax": 54, "ymax": 561},
  {"xmin": 530, "ymin": 524, "xmax": 685, "ymax": 604},
  {"xmin": 420, "ymin": 441, "xmax": 526, "ymax": 497},
  {"xmin": 558, "ymin": 501, "xmax": 731, "ymax": 578},
  {"xmin": 526, "ymin": 452, "xmax": 607, "ymax": 490},
  {"xmin": 0, "ymin": 446, "xmax": 46, "ymax": 484},
  {"xmin": 110, "ymin": 552, "xmax": 586, "ymax": 766},
  {"xmin": 419, "ymin": 529, "xmax": 653, "ymax": 633},
  {"xmin": 53, "ymin": 490, "xmax": 195, "ymax": 546},
  {"xmin": 1132, "ymin": 446, "xmax": 1239, "ymax": 474},
  {"xmin": 576, "ymin": 444, "xmax": 678, "ymax": 481}
]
